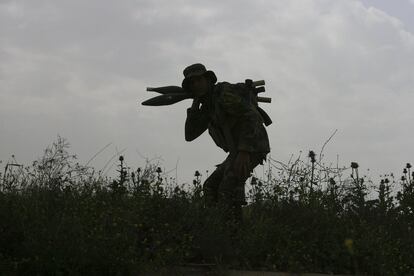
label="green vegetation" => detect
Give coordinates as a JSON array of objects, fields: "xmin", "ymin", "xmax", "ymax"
[{"xmin": 1, "ymin": 137, "xmax": 413, "ymax": 275}]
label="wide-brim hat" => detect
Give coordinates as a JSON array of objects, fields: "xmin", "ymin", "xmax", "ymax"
[{"xmin": 181, "ymin": 63, "xmax": 217, "ymax": 91}]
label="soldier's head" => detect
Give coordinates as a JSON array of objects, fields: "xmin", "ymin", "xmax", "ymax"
[{"xmin": 182, "ymin": 63, "xmax": 217, "ymax": 99}]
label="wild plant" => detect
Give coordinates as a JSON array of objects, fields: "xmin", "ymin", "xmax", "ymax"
[{"xmin": 1, "ymin": 137, "xmax": 414, "ymax": 274}]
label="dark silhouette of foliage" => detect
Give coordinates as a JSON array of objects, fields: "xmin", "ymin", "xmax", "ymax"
[{"xmin": 0, "ymin": 138, "xmax": 413, "ymax": 274}]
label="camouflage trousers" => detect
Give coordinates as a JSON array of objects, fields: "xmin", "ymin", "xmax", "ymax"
[{"xmin": 203, "ymin": 152, "xmax": 267, "ymax": 221}]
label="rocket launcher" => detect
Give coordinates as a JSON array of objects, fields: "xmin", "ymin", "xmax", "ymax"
[{"xmin": 142, "ymin": 80, "xmax": 271, "ymax": 107}]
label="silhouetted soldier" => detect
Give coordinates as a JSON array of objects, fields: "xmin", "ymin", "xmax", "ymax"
[{"xmin": 183, "ymin": 63, "xmax": 270, "ymax": 222}]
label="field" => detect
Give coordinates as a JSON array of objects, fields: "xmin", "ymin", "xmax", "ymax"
[{"xmin": 1, "ymin": 137, "xmax": 413, "ymax": 275}]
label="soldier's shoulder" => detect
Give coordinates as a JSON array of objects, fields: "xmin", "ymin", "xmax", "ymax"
[
  {"xmin": 215, "ymin": 81, "xmax": 246, "ymax": 87},
  {"xmin": 215, "ymin": 81, "xmax": 249, "ymax": 93},
  {"xmin": 213, "ymin": 82, "xmax": 251, "ymax": 109},
  {"xmin": 215, "ymin": 81, "xmax": 232, "ymax": 89}
]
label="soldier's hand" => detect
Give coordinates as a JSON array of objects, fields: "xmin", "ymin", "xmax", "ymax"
[
  {"xmin": 234, "ymin": 151, "xmax": 251, "ymax": 178},
  {"xmin": 190, "ymin": 98, "xmax": 201, "ymax": 110}
]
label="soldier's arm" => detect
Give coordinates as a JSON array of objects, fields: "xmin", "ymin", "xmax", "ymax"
[{"xmin": 185, "ymin": 100, "xmax": 209, "ymax": 141}]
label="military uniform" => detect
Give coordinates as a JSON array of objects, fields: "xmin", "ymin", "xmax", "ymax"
[{"xmin": 183, "ymin": 64, "xmax": 270, "ymax": 218}]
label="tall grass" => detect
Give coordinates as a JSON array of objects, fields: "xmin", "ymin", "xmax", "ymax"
[{"xmin": 1, "ymin": 137, "xmax": 413, "ymax": 274}]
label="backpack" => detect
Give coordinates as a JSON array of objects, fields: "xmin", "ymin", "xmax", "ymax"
[{"xmin": 218, "ymin": 79, "xmax": 273, "ymax": 127}]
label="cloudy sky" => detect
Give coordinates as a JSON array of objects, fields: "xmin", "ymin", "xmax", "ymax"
[{"xmin": 1, "ymin": 0, "xmax": 413, "ymax": 185}]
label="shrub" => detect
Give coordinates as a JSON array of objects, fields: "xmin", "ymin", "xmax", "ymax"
[{"xmin": 1, "ymin": 139, "xmax": 413, "ymax": 274}]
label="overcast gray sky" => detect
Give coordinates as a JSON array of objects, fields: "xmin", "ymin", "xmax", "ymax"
[{"xmin": 1, "ymin": 0, "xmax": 413, "ymax": 185}]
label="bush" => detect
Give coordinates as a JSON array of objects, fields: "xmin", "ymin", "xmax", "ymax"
[{"xmin": 1, "ymin": 139, "xmax": 413, "ymax": 274}]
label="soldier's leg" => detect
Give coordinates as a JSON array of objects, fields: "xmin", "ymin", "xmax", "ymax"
[
  {"xmin": 248, "ymin": 153, "xmax": 267, "ymax": 173},
  {"xmin": 217, "ymin": 153, "xmax": 246, "ymax": 223},
  {"xmin": 218, "ymin": 169, "xmax": 243, "ymax": 222},
  {"xmin": 218, "ymin": 153, "xmax": 267, "ymax": 221},
  {"xmin": 242, "ymin": 152, "xmax": 267, "ymax": 201},
  {"xmin": 203, "ymin": 162, "xmax": 225, "ymax": 206}
]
